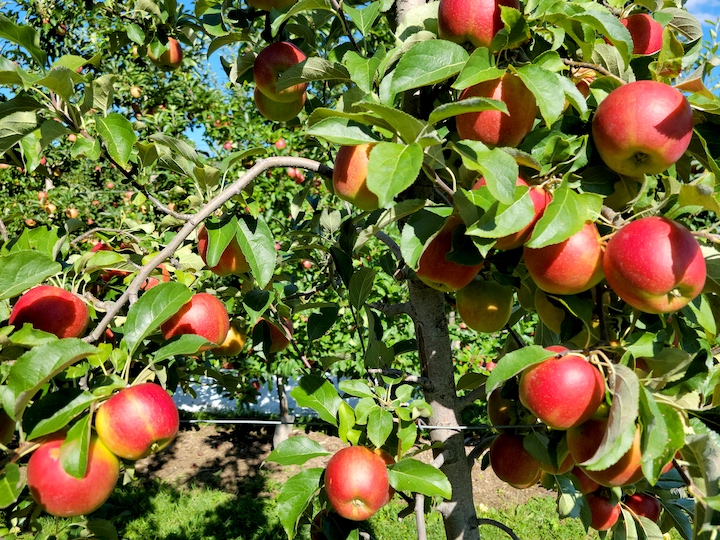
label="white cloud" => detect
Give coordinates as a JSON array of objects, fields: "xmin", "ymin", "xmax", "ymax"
[{"xmin": 685, "ymin": 0, "xmax": 720, "ymax": 24}]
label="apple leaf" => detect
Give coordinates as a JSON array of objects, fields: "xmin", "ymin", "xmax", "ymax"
[
  {"xmin": 267, "ymin": 436, "xmax": 331, "ymax": 466},
  {"xmin": 359, "ymin": 103, "xmax": 427, "ymax": 145},
  {"xmin": 236, "ymin": 214, "xmax": 276, "ymax": 289},
  {"xmin": 485, "ymin": 345, "xmax": 555, "ymax": 394},
  {"xmin": 95, "ymin": 113, "xmax": 136, "ymax": 170},
  {"xmin": 121, "ymin": 282, "xmax": 193, "ymax": 358},
  {"xmin": 428, "ymin": 97, "xmax": 507, "ymax": 127},
  {"xmin": 344, "ymin": 50, "xmax": 382, "ymax": 94},
  {"xmin": 276, "ymin": 468, "xmax": 324, "ymax": 540},
  {"xmin": 306, "ymin": 116, "xmax": 381, "ymax": 145},
  {"xmin": 307, "ymin": 306, "xmax": 340, "ymax": 341},
  {"xmin": 85, "ymin": 519, "xmax": 119, "ymax": 540},
  {"xmin": 339, "ymin": 380, "xmax": 376, "ymax": 399},
  {"xmin": 338, "ymin": 401, "xmax": 360, "ymax": 445},
  {"xmin": 388, "ymin": 459, "xmax": 452, "ymax": 499},
  {"xmin": 555, "ymin": 474, "xmax": 585, "ymax": 519},
  {"xmin": 202, "ymin": 215, "xmax": 236, "ymax": 269},
  {"xmin": 0, "ymin": 15, "xmax": 46, "ymax": 67},
  {"xmin": 365, "ymin": 142, "xmax": 423, "ymax": 208},
  {"xmin": 639, "ymin": 386, "xmax": 671, "ymax": 484},
  {"xmin": 276, "ymin": 57, "xmax": 351, "ymax": 92},
  {"xmin": 400, "ymin": 207, "xmax": 454, "ymax": 271},
  {"xmin": 60, "ymin": 414, "xmax": 91, "ymax": 479},
  {"xmin": 515, "ymin": 64, "xmax": 565, "ymax": 128},
  {"xmin": 0, "ymin": 251, "xmax": 61, "ymax": 301},
  {"xmin": 25, "ymin": 388, "xmax": 98, "ymax": 440},
  {"xmin": 349, "ymin": 268, "xmax": 376, "ymax": 310},
  {"xmin": 0, "ymin": 464, "xmax": 24, "ymax": 509},
  {"xmin": 452, "ymin": 141, "xmax": 518, "ymax": 205},
  {"xmin": 344, "ymin": 2, "xmax": 382, "ymax": 38},
  {"xmin": 367, "ymin": 407, "xmax": 394, "ymax": 449},
  {"xmin": 466, "ymin": 187, "xmax": 536, "ymax": 239},
  {"xmin": 452, "ymin": 47, "xmax": 505, "ymax": 90},
  {"xmin": 661, "ymin": 499, "xmax": 694, "ymax": 540},
  {"xmin": 389, "ymin": 40, "xmax": 468, "ymax": 96},
  {"xmin": 354, "ymin": 198, "xmax": 426, "ymax": 252},
  {"xmin": 153, "ymin": 334, "xmax": 214, "ymax": 362},
  {"xmin": 397, "ymin": 418, "xmax": 417, "ymax": 457},
  {"xmin": 290, "ymin": 375, "xmax": 342, "ymax": 427}
]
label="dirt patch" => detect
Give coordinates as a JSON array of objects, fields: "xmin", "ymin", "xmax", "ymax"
[{"xmin": 134, "ymin": 423, "xmax": 551, "ymax": 510}]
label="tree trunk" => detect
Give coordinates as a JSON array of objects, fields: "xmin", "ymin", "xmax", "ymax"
[{"xmin": 273, "ymin": 376, "xmax": 294, "ymax": 448}]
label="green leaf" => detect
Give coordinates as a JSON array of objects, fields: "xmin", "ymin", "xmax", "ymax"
[
  {"xmin": 25, "ymin": 389, "xmax": 98, "ymax": 440},
  {"xmin": 267, "ymin": 436, "xmax": 331, "ymax": 465},
  {"xmin": 0, "ymin": 15, "xmax": 46, "ymax": 67},
  {"xmin": 96, "ymin": 113, "xmax": 137, "ymax": 169},
  {"xmin": 121, "ymin": 282, "xmax": 193, "ymax": 358},
  {"xmin": 453, "ymin": 47, "xmax": 505, "ymax": 90},
  {"xmin": 153, "ymin": 334, "xmax": 213, "ymax": 362},
  {"xmin": 428, "ymin": 97, "xmax": 506, "ymax": 126},
  {"xmin": 0, "ymin": 110, "xmax": 38, "ymax": 154},
  {"xmin": 338, "ymin": 401, "xmax": 359, "ymax": 445},
  {"xmin": 486, "ymin": 345, "xmax": 554, "ymax": 394},
  {"xmin": 344, "ymin": 50, "xmax": 382, "ymax": 94},
  {"xmin": 349, "ymin": 267, "xmax": 375, "ymax": 309},
  {"xmin": 339, "ymin": 380, "xmax": 376, "ymax": 399},
  {"xmin": 465, "ymin": 187, "xmax": 537, "ymax": 240},
  {"xmin": 452, "ymin": 141, "xmax": 518, "ymax": 205},
  {"xmin": 400, "ymin": 207, "xmax": 454, "ymax": 270},
  {"xmin": 0, "ymin": 464, "xmax": 24, "ymax": 509},
  {"xmin": 307, "ymin": 306, "xmax": 339, "ymax": 341},
  {"xmin": 60, "ymin": 415, "xmax": 90, "ymax": 479},
  {"xmin": 390, "ymin": 40, "xmax": 468, "ymax": 95},
  {"xmin": 388, "ymin": 459, "xmax": 452, "ymax": 498},
  {"xmin": 290, "ymin": 375, "xmax": 342, "ymax": 427},
  {"xmin": 306, "ymin": 117, "xmax": 381, "ymax": 145},
  {"xmin": 515, "ymin": 65, "xmax": 565, "ymax": 128},
  {"xmin": 277, "ymin": 57, "xmax": 351, "ymax": 93},
  {"xmin": 276, "ymin": 468, "xmax": 323, "ymax": 539},
  {"xmin": 359, "ymin": 103, "xmax": 427, "ymax": 145},
  {"xmin": 639, "ymin": 386, "xmax": 670, "ymax": 484},
  {"xmin": 0, "ymin": 251, "xmax": 61, "ymax": 300},
  {"xmin": 237, "ymin": 215, "xmax": 276, "ymax": 288},
  {"xmin": 344, "ymin": 2, "xmax": 382, "ymax": 37},
  {"xmin": 367, "ymin": 407, "xmax": 393, "ymax": 448},
  {"xmin": 36, "ymin": 66, "xmax": 78, "ymax": 101}
]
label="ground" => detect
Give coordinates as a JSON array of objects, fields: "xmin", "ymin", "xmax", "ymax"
[{"xmin": 134, "ymin": 422, "xmax": 551, "ymax": 511}]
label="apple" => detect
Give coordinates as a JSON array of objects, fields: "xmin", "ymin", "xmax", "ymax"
[
  {"xmin": 324, "ymin": 446, "xmax": 390, "ymax": 521},
  {"xmin": 539, "ymin": 451, "xmax": 574, "ymax": 475},
  {"xmin": 603, "ymin": 216, "xmax": 705, "ymax": 313},
  {"xmin": 65, "ymin": 207, "xmax": 79, "ymax": 219},
  {"xmin": 591, "ymin": 81, "xmax": 693, "ymax": 177},
  {"xmin": 254, "ymin": 87, "xmax": 306, "ymax": 122},
  {"xmin": 524, "ymin": 221, "xmax": 604, "ymax": 295},
  {"xmin": 567, "ymin": 418, "xmax": 644, "ymax": 487},
  {"xmin": 160, "ymin": 293, "xmax": 230, "ymax": 351},
  {"xmin": 456, "ymin": 278, "xmax": 514, "ymax": 333},
  {"xmin": 473, "ymin": 176, "xmax": 551, "ymax": 250},
  {"xmin": 519, "ymin": 353, "xmax": 605, "ymax": 430},
  {"xmin": 624, "ymin": 492, "xmax": 662, "ymax": 522},
  {"xmin": 274, "ymin": 137, "xmax": 287, "ymax": 149},
  {"xmin": 248, "ymin": 0, "xmax": 297, "ymax": 10},
  {"xmin": 130, "ymin": 85, "xmax": 142, "ymax": 98},
  {"xmin": 197, "ymin": 225, "xmax": 251, "ymax": 276},
  {"xmin": 223, "ymin": 141, "xmax": 233, "ymax": 151},
  {"xmin": 621, "ymin": 13, "xmax": 663, "ymax": 56},
  {"xmin": 27, "ymin": 434, "xmax": 120, "ymax": 517},
  {"xmin": 253, "ymin": 41, "xmax": 308, "ymax": 103},
  {"xmin": 489, "ymin": 433, "xmax": 542, "ymax": 488},
  {"xmin": 254, "ymin": 317, "xmax": 293, "ymax": 353},
  {"xmin": 374, "ymin": 448, "xmax": 396, "ymax": 505},
  {"xmin": 415, "ymin": 216, "xmax": 484, "ymax": 293},
  {"xmin": 533, "ymin": 289, "xmax": 565, "ymax": 334},
  {"xmin": 456, "ymin": 73, "xmax": 537, "ymax": 148},
  {"xmin": 487, "ymin": 388, "xmax": 536, "ymax": 432},
  {"xmin": 213, "ymin": 323, "xmax": 247, "ymax": 357},
  {"xmin": 9, "ymin": 285, "xmax": 90, "ymax": 339},
  {"xmin": 438, "ymin": 0, "xmax": 520, "ymax": 49},
  {"xmin": 569, "ymin": 466, "xmax": 600, "ymax": 495},
  {"xmin": 147, "ymin": 37, "xmax": 183, "ymax": 70},
  {"xmin": 0, "ymin": 409, "xmax": 15, "ymax": 445},
  {"xmin": 332, "ymin": 143, "xmax": 379, "ymax": 211},
  {"xmin": 585, "ymin": 493, "xmax": 621, "ymax": 531},
  {"xmin": 95, "ymin": 382, "xmax": 179, "ymax": 460},
  {"xmin": 67, "ymin": 133, "xmax": 77, "ymax": 142}
]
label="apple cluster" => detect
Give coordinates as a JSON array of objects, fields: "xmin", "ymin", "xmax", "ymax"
[{"xmin": 253, "ymin": 41, "xmax": 308, "ymax": 122}]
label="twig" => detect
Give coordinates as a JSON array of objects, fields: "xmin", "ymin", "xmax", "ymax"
[
  {"xmin": 367, "ymin": 368, "xmax": 433, "ymax": 391},
  {"xmin": 70, "ymin": 227, "xmax": 144, "ymax": 246},
  {"xmin": 466, "ymin": 434, "xmax": 495, "ymax": 467},
  {"xmin": 368, "ymin": 301, "xmax": 412, "ymax": 318},
  {"xmin": 374, "ymin": 231, "xmax": 403, "ymax": 262},
  {"xmin": 476, "ymin": 518, "xmax": 521, "ymax": 540},
  {"xmin": 415, "ymin": 493, "xmax": 427, "ymax": 540},
  {"xmin": 692, "ymin": 230, "xmax": 720, "ymax": 244},
  {"xmin": 562, "ymin": 59, "xmax": 627, "ymax": 85},
  {"xmin": 457, "ymin": 385, "xmax": 487, "ymax": 412},
  {"xmin": 146, "ymin": 193, "xmax": 193, "ymax": 220},
  {"xmin": 328, "ymin": 0, "xmax": 361, "ymax": 54}
]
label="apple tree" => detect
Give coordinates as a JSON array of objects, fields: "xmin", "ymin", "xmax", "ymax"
[{"xmin": 0, "ymin": 0, "xmax": 720, "ymax": 539}]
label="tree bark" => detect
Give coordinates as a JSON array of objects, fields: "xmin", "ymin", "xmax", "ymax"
[{"xmin": 273, "ymin": 376, "xmax": 294, "ymax": 448}]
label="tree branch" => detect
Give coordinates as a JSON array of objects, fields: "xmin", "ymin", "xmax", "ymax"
[
  {"xmin": 457, "ymin": 385, "xmax": 487, "ymax": 412},
  {"xmin": 562, "ymin": 59, "xmax": 627, "ymax": 86},
  {"xmin": 368, "ymin": 301, "xmax": 413, "ymax": 318},
  {"xmin": 476, "ymin": 518, "xmax": 521, "ymax": 540}
]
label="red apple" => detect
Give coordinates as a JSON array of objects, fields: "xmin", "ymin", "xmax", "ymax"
[
  {"xmin": 332, "ymin": 143, "xmax": 379, "ymax": 211},
  {"xmin": 95, "ymin": 382, "xmax": 179, "ymax": 460},
  {"xmin": 489, "ymin": 433, "xmax": 542, "ymax": 488},
  {"xmin": 624, "ymin": 492, "xmax": 662, "ymax": 522},
  {"xmin": 473, "ymin": 176, "xmax": 551, "ymax": 250},
  {"xmin": 524, "ymin": 221, "xmax": 605, "ymax": 295},
  {"xmin": 147, "ymin": 37, "xmax": 183, "ymax": 70},
  {"xmin": 592, "ymin": 81, "xmax": 693, "ymax": 177},
  {"xmin": 570, "ymin": 466, "xmax": 600, "ymax": 494},
  {"xmin": 274, "ymin": 137, "xmax": 287, "ymax": 149},
  {"xmin": 603, "ymin": 216, "xmax": 705, "ymax": 313},
  {"xmin": 223, "ymin": 141, "xmax": 233, "ymax": 151},
  {"xmin": 253, "ymin": 41, "xmax": 307, "ymax": 103},
  {"xmin": 585, "ymin": 493, "xmax": 621, "ymax": 531},
  {"xmin": 415, "ymin": 216, "xmax": 484, "ymax": 292},
  {"xmin": 519, "ymin": 353, "xmax": 605, "ymax": 430},
  {"xmin": 456, "ymin": 278, "xmax": 514, "ymax": 333},
  {"xmin": 9, "ymin": 285, "xmax": 90, "ymax": 339},
  {"xmin": 254, "ymin": 317, "xmax": 293, "ymax": 353},
  {"xmin": 325, "ymin": 446, "xmax": 390, "ymax": 521},
  {"xmin": 254, "ymin": 87, "xmax": 306, "ymax": 122},
  {"xmin": 487, "ymin": 388, "xmax": 537, "ymax": 432},
  {"xmin": 197, "ymin": 225, "xmax": 251, "ymax": 276},
  {"xmin": 160, "ymin": 293, "xmax": 230, "ymax": 351},
  {"xmin": 622, "ymin": 13, "xmax": 663, "ymax": 55},
  {"xmin": 27, "ymin": 434, "xmax": 120, "ymax": 517},
  {"xmin": 438, "ymin": 0, "xmax": 520, "ymax": 49},
  {"xmin": 456, "ymin": 73, "xmax": 537, "ymax": 148}
]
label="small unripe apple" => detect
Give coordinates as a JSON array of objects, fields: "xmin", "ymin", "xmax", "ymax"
[
  {"xmin": 161, "ymin": 293, "xmax": 230, "ymax": 351},
  {"xmin": 274, "ymin": 137, "xmax": 287, "ymax": 149},
  {"xmin": 438, "ymin": 0, "xmax": 520, "ymax": 49},
  {"xmin": 9, "ymin": 285, "xmax": 90, "ymax": 338},
  {"xmin": 223, "ymin": 141, "xmax": 233, "ymax": 151},
  {"xmin": 332, "ymin": 144, "xmax": 378, "ymax": 211},
  {"xmin": 130, "ymin": 85, "xmax": 142, "ymax": 98},
  {"xmin": 65, "ymin": 207, "xmax": 79, "ymax": 219}
]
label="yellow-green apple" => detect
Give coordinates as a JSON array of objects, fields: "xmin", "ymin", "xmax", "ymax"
[
  {"xmin": 197, "ymin": 225, "xmax": 251, "ymax": 276},
  {"xmin": 9, "ymin": 285, "xmax": 90, "ymax": 338},
  {"xmin": 253, "ymin": 41, "xmax": 307, "ymax": 103},
  {"xmin": 473, "ymin": 176, "xmax": 551, "ymax": 250},
  {"xmin": 591, "ymin": 81, "xmax": 693, "ymax": 177},
  {"xmin": 332, "ymin": 143, "xmax": 378, "ymax": 211},
  {"xmin": 254, "ymin": 87, "xmax": 306, "ymax": 122},
  {"xmin": 27, "ymin": 434, "xmax": 120, "ymax": 517},
  {"xmin": 533, "ymin": 289, "xmax": 565, "ymax": 333},
  {"xmin": 95, "ymin": 382, "xmax": 179, "ymax": 460},
  {"xmin": 585, "ymin": 493, "xmax": 621, "ymax": 531},
  {"xmin": 622, "ymin": 13, "xmax": 663, "ymax": 55},
  {"xmin": 213, "ymin": 323, "xmax": 247, "ymax": 356},
  {"xmin": 254, "ymin": 317, "xmax": 293, "ymax": 353},
  {"xmin": 524, "ymin": 222, "xmax": 604, "ymax": 295},
  {"xmin": 624, "ymin": 493, "xmax": 662, "ymax": 522},
  {"xmin": 130, "ymin": 85, "xmax": 142, "ymax": 98},
  {"xmin": 489, "ymin": 433, "xmax": 542, "ymax": 488},
  {"xmin": 416, "ymin": 216, "xmax": 484, "ymax": 292},
  {"xmin": 456, "ymin": 73, "xmax": 537, "ymax": 148},
  {"xmin": 456, "ymin": 278, "xmax": 514, "ymax": 333},
  {"xmin": 519, "ymin": 353, "xmax": 605, "ymax": 430},
  {"xmin": 147, "ymin": 37, "xmax": 183, "ymax": 70},
  {"xmin": 438, "ymin": 0, "xmax": 520, "ymax": 49},
  {"xmin": 324, "ymin": 446, "xmax": 390, "ymax": 521},
  {"xmin": 603, "ymin": 216, "xmax": 705, "ymax": 313},
  {"xmin": 567, "ymin": 418, "xmax": 644, "ymax": 487},
  {"xmin": 248, "ymin": 0, "xmax": 297, "ymax": 9},
  {"xmin": 160, "ymin": 293, "xmax": 230, "ymax": 351}
]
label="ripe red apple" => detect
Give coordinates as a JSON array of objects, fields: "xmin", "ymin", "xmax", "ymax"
[
  {"xmin": 223, "ymin": 141, "xmax": 233, "ymax": 151},
  {"xmin": 325, "ymin": 446, "xmax": 390, "ymax": 521},
  {"xmin": 524, "ymin": 221, "xmax": 604, "ymax": 295},
  {"xmin": 603, "ymin": 216, "xmax": 705, "ymax": 314},
  {"xmin": 438, "ymin": 0, "xmax": 520, "ymax": 49},
  {"xmin": 213, "ymin": 323, "xmax": 247, "ymax": 356},
  {"xmin": 519, "ymin": 353, "xmax": 605, "ymax": 430},
  {"xmin": 9, "ymin": 285, "xmax": 90, "ymax": 339},
  {"xmin": 197, "ymin": 225, "xmax": 251, "ymax": 276},
  {"xmin": 247, "ymin": 0, "xmax": 297, "ymax": 10},
  {"xmin": 621, "ymin": 13, "xmax": 663, "ymax": 55},
  {"xmin": 160, "ymin": 293, "xmax": 230, "ymax": 351},
  {"xmin": 456, "ymin": 73, "xmax": 537, "ymax": 148},
  {"xmin": 592, "ymin": 81, "xmax": 693, "ymax": 177},
  {"xmin": 254, "ymin": 87, "xmax": 306, "ymax": 122},
  {"xmin": 416, "ymin": 216, "xmax": 484, "ymax": 292},
  {"xmin": 253, "ymin": 41, "xmax": 307, "ymax": 103},
  {"xmin": 332, "ymin": 143, "xmax": 379, "ymax": 211},
  {"xmin": 456, "ymin": 278, "xmax": 514, "ymax": 333},
  {"xmin": 570, "ymin": 466, "xmax": 600, "ymax": 494},
  {"xmin": 27, "ymin": 434, "xmax": 120, "ymax": 517},
  {"xmin": 147, "ymin": 37, "xmax": 183, "ymax": 70},
  {"xmin": 585, "ymin": 493, "xmax": 621, "ymax": 531},
  {"xmin": 95, "ymin": 382, "xmax": 179, "ymax": 460},
  {"xmin": 274, "ymin": 137, "xmax": 287, "ymax": 149},
  {"xmin": 624, "ymin": 492, "xmax": 662, "ymax": 522},
  {"xmin": 489, "ymin": 433, "xmax": 542, "ymax": 488},
  {"xmin": 567, "ymin": 418, "xmax": 644, "ymax": 487},
  {"xmin": 254, "ymin": 317, "xmax": 293, "ymax": 353}
]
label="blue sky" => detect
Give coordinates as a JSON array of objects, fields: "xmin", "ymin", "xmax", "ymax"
[{"xmin": 687, "ymin": 0, "xmax": 720, "ymax": 26}]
